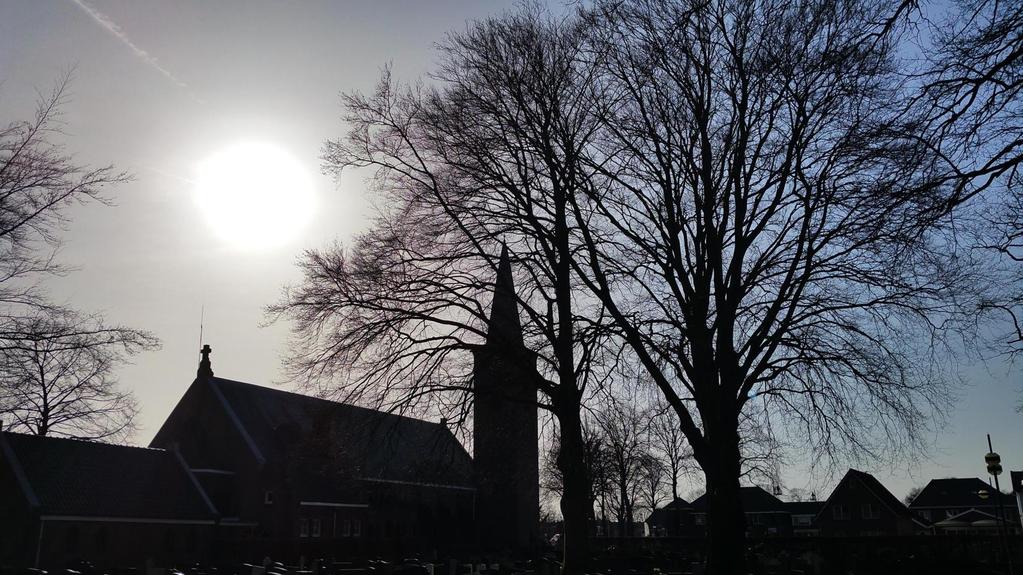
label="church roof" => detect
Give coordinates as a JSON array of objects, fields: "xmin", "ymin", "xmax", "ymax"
[
  {"xmin": 0, "ymin": 431, "xmax": 216, "ymax": 522},
  {"xmin": 205, "ymin": 377, "xmax": 474, "ymax": 491}
]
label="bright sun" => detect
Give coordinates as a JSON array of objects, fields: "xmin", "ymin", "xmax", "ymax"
[{"xmin": 194, "ymin": 141, "xmax": 314, "ymax": 250}]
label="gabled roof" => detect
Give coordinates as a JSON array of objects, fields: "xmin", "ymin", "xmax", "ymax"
[
  {"xmin": 0, "ymin": 432, "xmax": 215, "ymax": 521},
  {"xmin": 645, "ymin": 497, "xmax": 690, "ymax": 525},
  {"xmin": 203, "ymin": 377, "xmax": 474, "ymax": 491},
  {"xmin": 691, "ymin": 486, "xmax": 788, "ymax": 513},
  {"xmin": 935, "ymin": 508, "xmax": 999, "ymax": 526},
  {"xmin": 663, "ymin": 497, "xmax": 690, "ymax": 510},
  {"xmin": 818, "ymin": 469, "xmax": 915, "ymax": 520},
  {"xmin": 786, "ymin": 500, "xmax": 825, "ymax": 515},
  {"xmin": 909, "ymin": 477, "xmax": 1014, "ymax": 509}
]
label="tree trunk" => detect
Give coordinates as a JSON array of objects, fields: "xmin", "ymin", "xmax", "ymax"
[
  {"xmin": 701, "ymin": 423, "xmax": 746, "ymax": 575},
  {"xmin": 556, "ymin": 405, "xmax": 590, "ymax": 575}
]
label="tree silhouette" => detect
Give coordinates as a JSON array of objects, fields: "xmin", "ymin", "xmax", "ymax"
[
  {"xmin": 272, "ymin": 11, "xmax": 611, "ymax": 571},
  {"xmin": 0, "ymin": 72, "xmax": 158, "ymax": 438},
  {"xmin": 0, "ymin": 311, "xmax": 157, "ymax": 440}
]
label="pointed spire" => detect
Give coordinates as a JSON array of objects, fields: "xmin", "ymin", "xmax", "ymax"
[
  {"xmin": 197, "ymin": 344, "xmax": 214, "ymax": 380},
  {"xmin": 486, "ymin": 245, "xmax": 524, "ymax": 348}
]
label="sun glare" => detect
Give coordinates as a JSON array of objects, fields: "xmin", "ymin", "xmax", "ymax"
[{"xmin": 194, "ymin": 141, "xmax": 314, "ymax": 250}]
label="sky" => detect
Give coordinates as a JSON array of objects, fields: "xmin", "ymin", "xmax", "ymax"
[{"xmin": 0, "ymin": 0, "xmax": 1020, "ymax": 503}]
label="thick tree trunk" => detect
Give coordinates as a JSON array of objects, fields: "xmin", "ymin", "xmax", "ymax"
[
  {"xmin": 556, "ymin": 404, "xmax": 590, "ymax": 575},
  {"xmin": 702, "ymin": 423, "xmax": 746, "ymax": 575}
]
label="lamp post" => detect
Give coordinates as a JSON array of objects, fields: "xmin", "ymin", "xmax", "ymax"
[{"xmin": 987, "ymin": 434, "xmax": 1015, "ymax": 575}]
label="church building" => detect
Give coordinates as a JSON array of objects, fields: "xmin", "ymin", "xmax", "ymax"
[{"xmin": 0, "ymin": 251, "xmax": 540, "ymax": 567}]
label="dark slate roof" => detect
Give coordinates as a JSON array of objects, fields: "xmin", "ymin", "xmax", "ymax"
[
  {"xmin": 786, "ymin": 501, "xmax": 825, "ymax": 515},
  {"xmin": 909, "ymin": 477, "xmax": 1015, "ymax": 509},
  {"xmin": 691, "ymin": 486, "xmax": 788, "ymax": 513},
  {"xmin": 208, "ymin": 377, "xmax": 474, "ymax": 492},
  {"xmin": 0, "ymin": 432, "xmax": 215, "ymax": 521}
]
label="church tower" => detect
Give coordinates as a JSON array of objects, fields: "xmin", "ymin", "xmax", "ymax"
[{"xmin": 473, "ymin": 246, "xmax": 540, "ymax": 553}]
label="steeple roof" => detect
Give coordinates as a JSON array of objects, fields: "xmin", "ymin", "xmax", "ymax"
[{"xmin": 485, "ymin": 245, "xmax": 523, "ymax": 348}]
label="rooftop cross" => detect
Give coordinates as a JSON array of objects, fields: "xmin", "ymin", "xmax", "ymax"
[{"xmin": 197, "ymin": 344, "xmax": 214, "ymax": 380}]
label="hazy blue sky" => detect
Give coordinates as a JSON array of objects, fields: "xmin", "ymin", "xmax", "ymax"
[{"xmin": 1, "ymin": 0, "xmax": 1019, "ymax": 502}]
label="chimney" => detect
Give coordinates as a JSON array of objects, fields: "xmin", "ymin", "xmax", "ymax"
[{"xmin": 197, "ymin": 344, "xmax": 214, "ymax": 380}]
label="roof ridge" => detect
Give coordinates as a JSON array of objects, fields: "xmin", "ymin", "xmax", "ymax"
[
  {"xmin": 1, "ymin": 431, "xmax": 168, "ymax": 453},
  {"xmin": 211, "ymin": 376, "xmax": 447, "ymax": 427}
]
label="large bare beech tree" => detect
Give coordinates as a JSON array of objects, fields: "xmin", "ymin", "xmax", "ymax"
[{"xmin": 567, "ymin": 1, "xmax": 973, "ymax": 572}]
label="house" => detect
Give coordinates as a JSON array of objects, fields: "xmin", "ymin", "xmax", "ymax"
[
  {"xmin": 690, "ymin": 486, "xmax": 794, "ymax": 537},
  {"xmin": 786, "ymin": 500, "xmax": 824, "ymax": 536},
  {"xmin": 646, "ymin": 498, "xmax": 691, "ymax": 537},
  {"xmin": 907, "ymin": 477, "xmax": 1020, "ymax": 534},
  {"xmin": 0, "ymin": 431, "xmax": 217, "ymax": 569},
  {"xmin": 815, "ymin": 469, "xmax": 926, "ymax": 536}
]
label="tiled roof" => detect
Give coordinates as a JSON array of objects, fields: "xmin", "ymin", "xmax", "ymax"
[
  {"xmin": 208, "ymin": 377, "xmax": 474, "ymax": 491},
  {"xmin": 0, "ymin": 432, "xmax": 215, "ymax": 521},
  {"xmin": 909, "ymin": 477, "xmax": 1015, "ymax": 509},
  {"xmin": 690, "ymin": 486, "xmax": 788, "ymax": 513}
]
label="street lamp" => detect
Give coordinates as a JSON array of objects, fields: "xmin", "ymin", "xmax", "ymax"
[{"xmin": 986, "ymin": 434, "xmax": 1015, "ymax": 575}]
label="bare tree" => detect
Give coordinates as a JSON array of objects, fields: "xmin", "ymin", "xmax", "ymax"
[
  {"xmin": 913, "ymin": 0, "xmax": 1023, "ymax": 355},
  {"xmin": 0, "ymin": 312, "xmax": 158, "ymax": 440},
  {"xmin": 564, "ymin": 1, "xmax": 973, "ymax": 572},
  {"xmin": 272, "ymin": 11, "xmax": 610, "ymax": 572},
  {"xmin": 593, "ymin": 397, "xmax": 648, "ymax": 531},
  {"xmin": 277, "ymin": 2, "xmax": 982, "ymax": 572},
  {"xmin": 903, "ymin": 484, "xmax": 925, "ymax": 507},
  {"xmin": 0, "ymin": 72, "xmax": 129, "ymax": 341},
  {"xmin": 0, "ymin": 73, "xmax": 158, "ymax": 440},
  {"xmin": 636, "ymin": 450, "xmax": 667, "ymax": 517},
  {"xmin": 648, "ymin": 401, "xmax": 693, "ymax": 502},
  {"xmin": 542, "ymin": 416, "xmax": 611, "ymax": 525}
]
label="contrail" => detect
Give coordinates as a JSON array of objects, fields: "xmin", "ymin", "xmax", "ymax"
[{"xmin": 69, "ymin": 0, "xmax": 188, "ymax": 89}]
